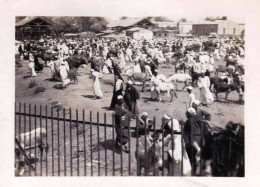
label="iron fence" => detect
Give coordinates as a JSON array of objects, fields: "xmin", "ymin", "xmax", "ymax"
[{"xmin": 14, "ymin": 102, "xmax": 244, "ymax": 177}]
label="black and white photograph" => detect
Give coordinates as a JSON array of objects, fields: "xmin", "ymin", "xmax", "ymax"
[
  {"xmin": 14, "ymin": 15, "xmax": 245, "ymax": 177},
  {"xmin": 1, "ymin": 0, "xmax": 260, "ymax": 186}
]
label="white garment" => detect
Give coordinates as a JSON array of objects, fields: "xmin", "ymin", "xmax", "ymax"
[
  {"xmin": 198, "ymin": 76, "xmax": 214, "ymax": 104},
  {"xmin": 115, "ymin": 79, "xmax": 123, "ymax": 91},
  {"xmin": 133, "ymin": 64, "xmax": 141, "ymax": 73},
  {"xmin": 59, "ymin": 65, "xmax": 70, "ymax": 87},
  {"xmin": 208, "ymin": 57, "xmax": 215, "ymax": 72},
  {"xmin": 145, "ymin": 65, "xmax": 153, "ymax": 77},
  {"xmin": 187, "ymin": 93, "xmax": 195, "ymax": 108},
  {"xmin": 47, "ymin": 61, "xmax": 56, "ymax": 78},
  {"xmin": 92, "ymin": 71, "xmax": 103, "ymax": 98}
]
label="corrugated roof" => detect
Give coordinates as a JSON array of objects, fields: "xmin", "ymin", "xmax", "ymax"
[
  {"xmin": 155, "ymin": 21, "xmax": 177, "ymax": 27},
  {"xmin": 16, "ymin": 16, "xmax": 53, "ymax": 27},
  {"xmin": 107, "ymin": 18, "xmax": 148, "ymax": 28},
  {"xmin": 192, "ymin": 20, "xmax": 226, "ymax": 25}
]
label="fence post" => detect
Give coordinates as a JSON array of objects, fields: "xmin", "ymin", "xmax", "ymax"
[
  {"xmin": 171, "ymin": 119, "xmax": 174, "ymax": 176},
  {"xmin": 144, "ymin": 118, "xmax": 147, "ymax": 176},
  {"xmin": 63, "ymin": 108, "xmax": 66, "ymax": 176},
  {"xmin": 97, "ymin": 111, "xmax": 100, "ymax": 176},
  {"xmin": 51, "ymin": 107, "xmax": 54, "ymax": 176},
  {"xmin": 45, "ymin": 105, "xmax": 48, "ymax": 176},
  {"xmin": 104, "ymin": 113, "xmax": 107, "ymax": 176},
  {"xmin": 83, "ymin": 110, "xmax": 86, "ymax": 176},
  {"xmin": 153, "ymin": 117, "xmax": 156, "ymax": 176},
  {"xmin": 18, "ymin": 103, "xmax": 22, "ymax": 175},
  {"xmin": 57, "ymin": 108, "xmax": 60, "ymax": 176},
  {"xmin": 34, "ymin": 104, "xmax": 37, "ymax": 176},
  {"xmin": 40, "ymin": 105, "xmax": 42, "ymax": 176},
  {"xmin": 76, "ymin": 109, "xmax": 79, "ymax": 176},
  {"xmin": 90, "ymin": 111, "xmax": 93, "ymax": 176},
  {"xmin": 162, "ymin": 118, "xmax": 165, "ymax": 176},
  {"xmin": 112, "ymin": 113, "xmax": 115, "ymax": 176},
  {"xmin": 69, "ymin": 108, "xmax": 73, "ymax": 176},
  {"xmin": 136, "ymin": 116, "xmax": 139, "ymax": 176},
  {"xmin": 29, "ymin": 104, "xmax": 31, "ymax": 176},
  {"xmin": 128, "ymin": 115, "xmax": 131, "ymax": 176}
]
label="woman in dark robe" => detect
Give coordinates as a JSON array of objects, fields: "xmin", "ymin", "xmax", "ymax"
[{"xmin": 109, "ymin": 75, "xmax": 124, "ymax": 110}]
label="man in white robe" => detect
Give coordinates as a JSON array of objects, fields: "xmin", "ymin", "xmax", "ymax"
[
  {"xmin": 197, "ymin": 74, "xmax": 214, "ymax": 106},
  {"xmin": 59, "ymin": 61, "xmax": 70, "ymax": 89}
]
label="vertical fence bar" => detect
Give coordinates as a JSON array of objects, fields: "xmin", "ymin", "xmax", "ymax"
[
  {"xmin": 57, "ymin": 108, "xmax": 60, "ymax": 176},
  {"xmin": 200, "ymin": 123, "xmax": 203, "ymax": 176},
  {"xmin": 191, "ymin": 120, "xmax": 194, "ymax": 176},
  {"xmin": 39, "ymin": 105, "xmax": 42, "ymax": 176},
  {"xmin": 97, "ymin": 112, "xmax": 100, "ymax": 176},
  {"xmin": 162, "ymin": 118, "xmax": 165, "ymax": 176},
  {"xmin": 23, "ymin": 103, "xmax": 27, "ymax": 176},
  {"xmin": 69, "ymin": 109, "xmax": 73, "ymax": 176},
  {"xmin": 120, "ymin": 119, "xmax": 123, "ymax": 176},
  {"xmin": 153, "ymin": 117, "xmax": 156, "ymax": 176},
  {"xmin": 34, "ymin": 104, "xmax": 37, "ymax": 176},
  {"xmin": 128, "ymin": 116, "xmax": 131, "ymax": 176},
  {"xmin": 83, "ymin": 110, "xmax": 86, "ymax": 176},
  {"xmin": 14, "ymin": 102, "xmax": 17, "ymax": 176},
  {"xmin": 90, "ymin": 111, "xmax": 93, "ymax": 176},
  {"xmin": 136, "ymin": 117, "xmax": 139, "ymax": 176},
  {"xmin": 76, "ymin": 110, "xmax": 79, "ymax": 176},
  {"xmin": 104, "ymin": 113, "xmax": 107, "ymax": 176},
  {"xmin": 29, "ymin": 104, "xmax": 31, "ymax": 176},
  {"xmin": 181, "ymin": 121, "xmax": 184, "ymax": 176},
  {"xmin": 45, "ymin": 106, "xmax": 48, "ymax": 176},
  {"xmin": 112, "ymin": 113, "xmax": 115, "ymax": 176},
  {"xmin": 144, "ymin": 118, "xmax": 147, "ymax": 176},
  {"xmin": 63, "ymin": 108, "xmax": 66, "ymax": 176},
  {"xmin": 171, "ymin": 119, "xmax": 174, "ymax": 176},
  {"xmin": 18, "ymin": 103, "xmax": 22, "ymax": 174},
  {"xmin": 51, "ymin": 107, "xmax": 54, "ymax": 176}
]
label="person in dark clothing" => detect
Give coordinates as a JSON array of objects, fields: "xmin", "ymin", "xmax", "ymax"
[
  {"xmin": 139, "ymin": 56, "xmax": 146, "ymax": 73},
  {"xmin": 90, "ymin": 57, "xmax": 100, "ymax": 72},
  {"xmin": 135, "ymin": 112, "xmax": 152, "ymax": 136},
  {"xmin": 148, "ymin": 58, "xmax": 158, "ymax": 76},
  {"xmin": 192, "ymin": 100, "xmax": 211, "ymax": 121},
  {"xmin": 110, "ymin": 75, "xmax": 124, "ymax": 110},
  {"xmin": 124, "ymin": 80, "xmax": 140, "ymax": 119},
  {"xmin": 111, "ymin": 58, "xmax": 124, "ymax": 81},
  {"xmin": 114, "ymin": 95, "xmax": 130, "ymax": 152}
]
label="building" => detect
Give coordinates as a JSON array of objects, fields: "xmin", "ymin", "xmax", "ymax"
[
  {"xmin": 154, "ymin": 21, "xmax": 177, "ymax": 29},
  {"xmin": 107, "ymin": 18, "xmax": 157, "ymax": 31},
  {"xmin": 15, "ymin": 17, "xmax": 53, "ymax": 40},
  {"xmin": 153, "ymin": 29, "xmax": 178, "ymax": 39},
  {"xmin": 192, "ymin": 18, "xmax": 245, "ymax": 36},
  {"xmin": 177, "ymin": 22, "xmax": 193, "ymax": 34}
]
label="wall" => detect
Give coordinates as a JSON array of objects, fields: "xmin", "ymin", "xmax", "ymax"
[
  {"xmin": 192, "ymin": 24, "xmax": 218, "ymax": 35},
  {"xmin": 178, "ymin": 23, "xmax": 193, "ymax": 34},
  {"xmin": 218, "ymin": 21, "xmax": 240, "ymax": 35}
]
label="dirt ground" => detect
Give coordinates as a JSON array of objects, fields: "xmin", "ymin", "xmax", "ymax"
[{"xmin": 15, "ymin": 55, "xmax": 244, "ymax": 176}]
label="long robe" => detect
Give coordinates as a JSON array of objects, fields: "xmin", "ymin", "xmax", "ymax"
[
  {"xmin": 124, "ymin": 85, "xmax": 140, "ymax": 118},
  {"xmin": 114, "ymin": 103, "xmax": 130, "ymax": 145},
  {"xmin": 59, "ymin": 65, "xmax": 70, "ymax": 87},
  {"xmin": 197, "ymin": 76, "xmax": 214, "ymax": 104},
  {"xmin": 92, "ymin": 71, "xmax": 103, "ymax": 98},
  {"xmin": 28, "ymin": 61, "xmax": 37, "ymax": 77}
]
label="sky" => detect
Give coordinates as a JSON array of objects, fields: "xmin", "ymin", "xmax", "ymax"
[{"xmin": 4, "ymin": 0, "xmax": 250, "ymax": 23}]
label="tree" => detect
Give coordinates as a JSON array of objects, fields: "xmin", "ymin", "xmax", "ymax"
[
  {"xmin": 16, "ymin": 16, "xmax": 26, "ymax": 23},
  {"xmin": 179, "ymin": 18, "xmax": 187, "ymax": 22}
]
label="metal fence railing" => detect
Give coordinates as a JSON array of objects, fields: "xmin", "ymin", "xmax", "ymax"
[{"xmin": 14, "ymin": 103, "xmax": 244, "ymax": 177}]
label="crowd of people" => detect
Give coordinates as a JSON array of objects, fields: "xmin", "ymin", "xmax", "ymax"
[{"xmin": 16, "ymin": 34, "xmax": 245, "ymax": 172}]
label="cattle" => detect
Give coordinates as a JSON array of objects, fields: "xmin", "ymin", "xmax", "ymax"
[
  {"xmin": 152, "ymin": 80, "xmax": 178, "ymax": 102},
  {"xmin": 68, "ymin": 68, "xmax": 78, "ymax": 84},
  {"xmin": 127, "ymin": 72, "xmax": 152, "ymax": 92},
  {"xmin": 15, "ymin": 128, "xmax": 49, "ymax": 176},
  {"xmin": 15, "ymin": 127, "xmax": 49, "ymax": 157},
  {"xmin": 211, "ymin": 82, "xmax": 239, "ymax": 102},
  {"xmin": 166, "ymin": 73, "xmax": 192, "ymax": 91},
  {"xmin": 66, "ymin": 55, "xmax": 88, "ymax": 70}
]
